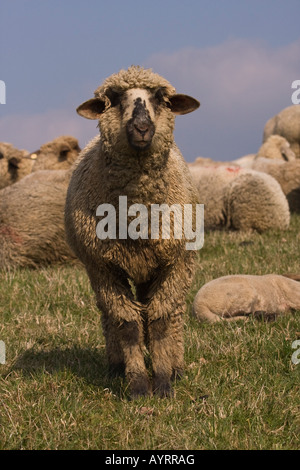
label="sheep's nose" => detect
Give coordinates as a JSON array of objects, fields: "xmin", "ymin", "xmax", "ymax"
[{"xmin": 134, "ymin": 123, "xmax": 149, "ymax": 137}]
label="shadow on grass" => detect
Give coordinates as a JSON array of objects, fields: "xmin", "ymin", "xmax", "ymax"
[{"xmin": 8, "ymin": 345, "xmax": 127, "ymax": 397}]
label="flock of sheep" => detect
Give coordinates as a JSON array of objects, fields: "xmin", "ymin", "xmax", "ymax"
[{"xmin": 1, "ymin": 66, "xmax": 300, "ymax": 397}]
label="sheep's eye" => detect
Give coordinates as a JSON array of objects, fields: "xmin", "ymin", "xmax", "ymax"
[
  {"xmin": 8, "ymin": 157, "xmax": 19, "ymax": 169},
  {"xmin": 59, "ymin": 149, "xmax": 69, "ymax": 160},
  {"xmin": 108, "ymin": 91, "xmax": 121, "ymax": 108},
  {"xmin": 154, "ymin": 87, "xmax": 167, "ymax": 104},
  {"xmin": 0, "ymin": 152, "xmax": 4, "ymax": 160}
]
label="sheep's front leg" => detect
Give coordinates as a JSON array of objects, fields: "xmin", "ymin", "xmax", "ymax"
[
  {"xmin": 88, "ymin": 265, "xmax": 151, "ymax": 398},
  {"xmin": 149, "ymin": 312, "xmax": 185, "ymax": 397},
  {"xmin": 138, "ymin": 256, "xmax": 195, "ymax": 397}
]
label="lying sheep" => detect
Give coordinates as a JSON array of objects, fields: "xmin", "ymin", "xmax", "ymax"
[
  {"xmin": 65, "ymin": 66, "xmax": 200, "ymax": 398},
  {"xmin": 256, "ymin": 135, "xmax": 296, "ymax": 161},
  {"xmin": 263, "ymin": 105, "xmax": 300, "ymax": 158},
  {"xmin": 252, "ymin": 157, "xmax": 300, "ymax": 213},
  {"xmin": 188, "ymin": 164, "xmax": 290, "ymax": 232},
  {"xmin": 0, "ymin": 142, "xmax": 34, "ymax": 189},
  {"xmin": 31, "ymin": 135, "xmax": 81, "ymax": 172},
  {"xmin": 227, "ymin": 154, "xmax": 256, "ymax": 168},
  {"xmin": 189, "ymin": 135, "xmax": 295, "ymax": 170},
  {"xmin": 192, "ymin": 274, "xmax": 300, "ymax": 323},
  {"xmin": 0, "ymin": 169, "xmax": 78, "ymax": 268},
  {"xmin": 188, "ymin": 156, "xmax": 236, "ymax": 167},
  {"xmin": 0, "ymin": 136, "xmax": 81, "ymax": 189},
  {"xmin": 232, "ymin": 135, "xmax": 296, "ymax": 169}
]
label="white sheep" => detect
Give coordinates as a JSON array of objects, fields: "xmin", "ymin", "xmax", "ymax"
[
  {"xmin": 64, "ymin": 66, "xmax": 200, "ymax": 398},
  {"xmin": 30, "ymin": 135, "xmax": 81, "ymax": 171},
  {"xmin": 0, "ymin": 136, "xmax": 81, "ymax": 189},
  {"xmin": 0, "ymin": 142, "xmax": 33, "ymax": 188},
  {"xmin": 230, "ymin": 154, "xmax": 256, "ymax": 169},
  {"xmin": 263, "ymin": 105, "xmax": 300, "ymax": 159},
  {"xmin": 192, "ymin": 274, "xmax": 300, "ymax": 323},
  {"xmin": 189, "ymin": 135, "xmax": 295, "ymax": 171},
  {"xmin": 231, "ymin": 135, "xmax": 296, "ymax": 169},
  {"xmin": 252, "ymin": 157, "xmax": 300, "ymax": 213},
  {"xmin": 188, "ymin": 164, "xmax": 290, "ymax": 232},
  {"xmin": 0, "ymin": 169, "xmax": 78, "ymax": 268},
  {"xmin": 256, "ymin": 135, "xmax": 296, "ymax": 161}
]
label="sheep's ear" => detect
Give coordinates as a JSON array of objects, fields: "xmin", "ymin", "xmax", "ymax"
[
  {"xmin": 76, "ymin": 98, "xmax": 106, "ymax": 120},
  {"xmin": 169, "ymin": 94, "xmax": 200, "ymax": 115}
]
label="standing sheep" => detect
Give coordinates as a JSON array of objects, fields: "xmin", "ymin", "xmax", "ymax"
[
  {"xmin": 0, "ymin": 142, "xmax": 33, "ymax": 189},
  {"xmin": 263, "ymin": 105, "xmax": 300, "ymax": 159},
  {"xmin": 188, "ymin": 165, "xmax": 290, "ymax": 232},
  {"xmin": 192, "ymin": 274, "xmax": 300, "ymax": 323},
  {"xmin": 64, "ymin": 66, "xmax": 200, "ymax": 398},
  {"xmin": 0, "ymin": 169, "xmax": 78, "ymax": 268}
]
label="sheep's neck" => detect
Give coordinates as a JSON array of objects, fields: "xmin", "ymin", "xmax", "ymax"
[{"xmin": 102, "ymin": 146, "xmax": 171, "ymax": 201}]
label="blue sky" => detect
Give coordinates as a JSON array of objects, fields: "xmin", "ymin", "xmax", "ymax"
[{"xmin": 0, "ymin": 0, "xmax": 299, "ymax": 161}]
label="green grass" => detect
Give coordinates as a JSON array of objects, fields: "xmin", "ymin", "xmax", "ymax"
[{"xmin": 0, "ymin": 216, "xmax": 299, "ymax": 449}]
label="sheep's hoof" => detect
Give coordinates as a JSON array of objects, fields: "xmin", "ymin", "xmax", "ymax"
[
  {"xmin": 153, "ymin": 376, "xmax": 173, "ymax": 398},
  {"xmin": 129, "ymin": 374, "xmax": 152, "ymax": 399}
]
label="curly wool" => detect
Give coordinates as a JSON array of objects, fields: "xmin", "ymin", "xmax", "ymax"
[
  {"xmin": 94, "ymin": 66, "xmax": 176, "ymax": 107},
  {"xmin": 31, "ymin": 135, "xmax": 81, "ymax": 172},
  {"xmin": 0, "ymin": 168, "xmax": 78, "ymax": 268},
  {"xmin": 263, "ymin": 105, "xmax": 300, "ymax": 158},
  {"xmin": 0, "ymin": 142, "xmax": 33, "ymax": 188},
  {"xmin": 252, "ymin": 157, "xmax": 300, "ymax": 213},
  {"xmin": 193, "ymin": 274, "xmax": 300, "ymax": 323},
  {"xmin": 65, "ymin": 67, "xmax": 200, "ymax": 397},
  {"xmin": 94, "ymin": 67, "xmax": 176, "ymax": 162},
  {"xmin": 256, "ymin": 135, "xmax": 296, "ymax": 161},
  {"xmin": 189, "ymin": 164, "xmax": 290, "ymax": 231}
]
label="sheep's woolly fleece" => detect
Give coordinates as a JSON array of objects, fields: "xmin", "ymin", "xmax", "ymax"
[
  {"xmin": 94, "ymin": 66, "xmax": 176, "ymax": 107},
  {"xmin": 192, "ymin": 274, "xmax": 300, "ymax": 323},
  {"xmin": 188, "ymin": 164, "xmax": 290, "ymax": 232},
  {"xmin": 36, "ymin": 135, "xmax": 80, "ymax": 157},
  {"xmin": 65, "ymin": 66, "xmax": 200, "ymax": 398}
]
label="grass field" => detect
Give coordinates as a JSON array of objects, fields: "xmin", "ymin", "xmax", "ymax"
[{"xmin": 0, "ymin": 215, "xmax": 299, "ymax": 450}]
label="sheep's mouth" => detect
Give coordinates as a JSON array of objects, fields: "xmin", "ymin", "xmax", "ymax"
[
  {"xmin": 130, "ymin": 137, "xmax": 153, "ymax": 150},
  {"xmin": 126, "ymin": 122, "xmax": 155, "ymax": 151}
]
